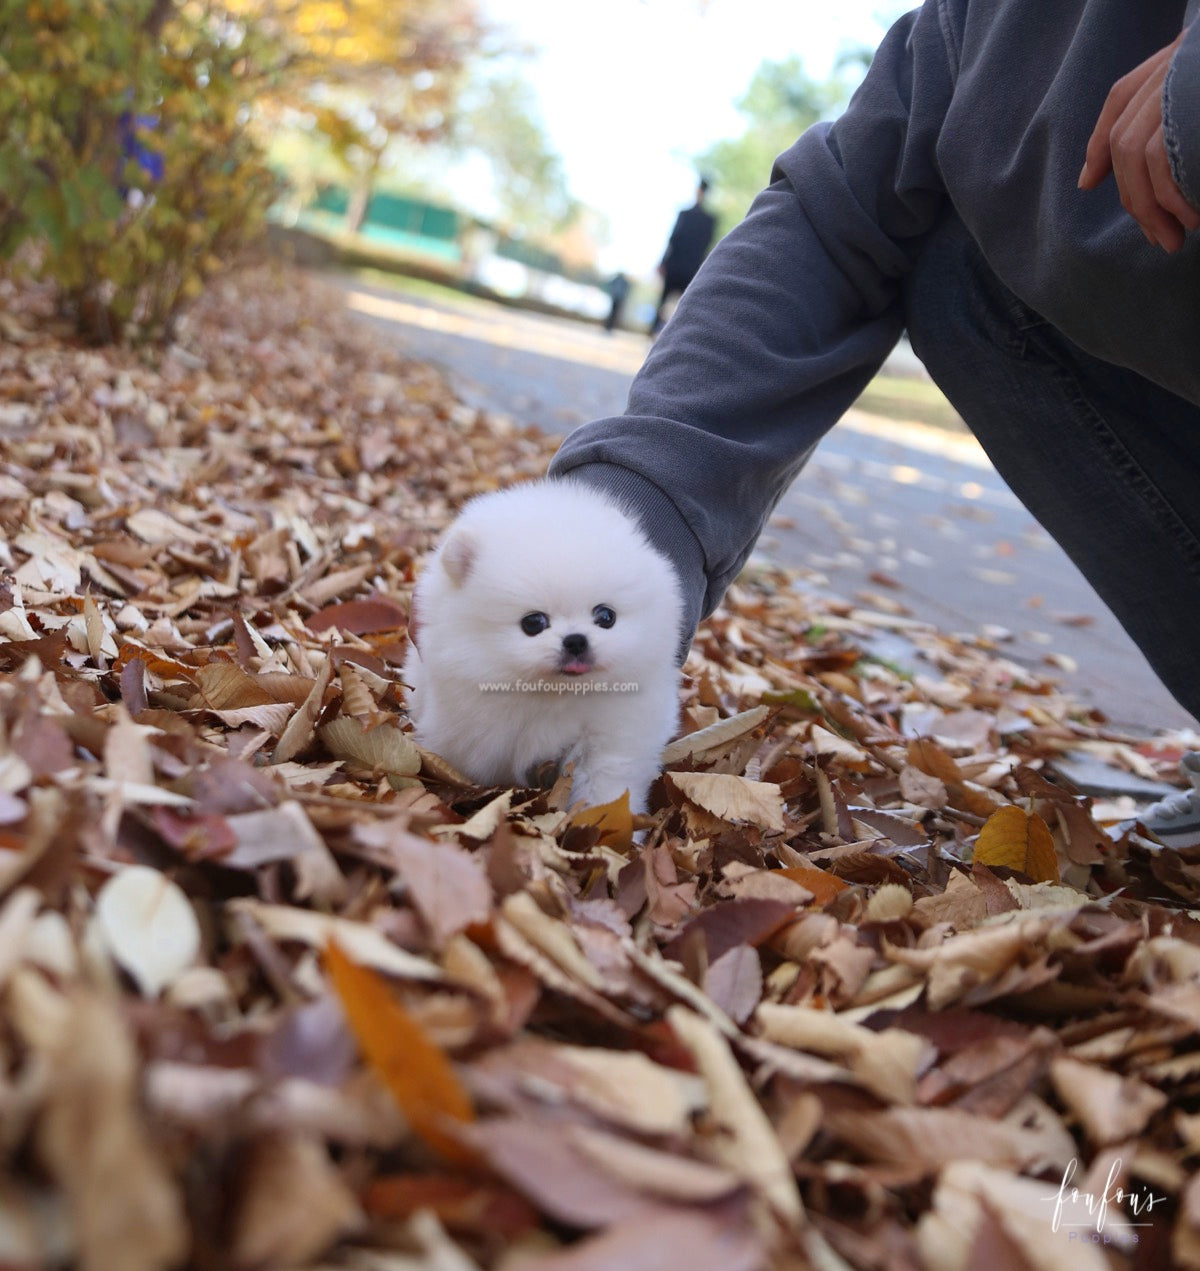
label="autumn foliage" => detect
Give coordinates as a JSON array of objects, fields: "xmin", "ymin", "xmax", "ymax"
[{"xmin": 2, "ymin": 265, "xmax": 1200, "ymax": 1267}]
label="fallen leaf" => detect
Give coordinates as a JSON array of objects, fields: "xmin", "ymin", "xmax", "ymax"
[
  {"xmin": 667, "ymin": 1006, "xmax": 803, "ymax": 1223},
  {"xmin": 230, "ymin": 899, "xmax": 443, "ymax": 982},
  {"xmin": 320, "ymin": 715, "xmax": 421, "ymax": 777},
  {"xmin": 776, "ymin": 865, "xmax": 850, "ymax": 906},
  {"xmin": 229, "ymin": 1132, "xmax": 362, "ymax": 1269},
  {"xmin": 1049, "ymin": 1056, "xmax": 1168, "ymax": 1145},
  {"xmin": 974, "ymin": 806, "xmax": 1059, "ymax": 883},
  {"xmin": 756, "ymin": 1003, "xmax": 926, "ymax": 1104},
  {"xmin": 704, "ymin": 944, "xmax": 762, "ymax": 1023},
  {"xmin": 571, "ymin": 790, "xmax": 633, "ymax": 849},
  {"xmin": 375, "ymin": 824, "xmax": 492, "ymax": 947},
  {"xmin": 305, "ymin": 594, "xmax": 408, "ymax": 635},
  {"xmin": 35, "ymin": 993, "xmax": 187, "ymax": 1271},
  {"xmin": 324, "ymin": 940, "xmax": 475, "ymax": 1165},
  {"xmin": 93, "ymin": 866, "xmax": 201, "ymax": 996},
  {"xmin": 667, "ymin": 772, "xmax": 785, "ymax": 832},
  {"xmin": 661, "ymin": 705, "xmax": 771, "ymax": 764}
]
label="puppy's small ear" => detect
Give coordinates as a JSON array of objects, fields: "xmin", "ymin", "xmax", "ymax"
[{"xmin": 440, "ymin": 529, "xmax": 479, "ymax": 588}]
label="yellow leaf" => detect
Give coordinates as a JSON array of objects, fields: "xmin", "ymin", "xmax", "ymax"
[
  {"xmin": 570, "ymin": 790, "xmax": 633, "ymax": 849},
  {"xmin": 973, "ymin": 806, "xmax": 1059, "ymax": 883},
  {"xmin": 324, "ymin": 941, "xmax": 475, "ymax": 1165}
]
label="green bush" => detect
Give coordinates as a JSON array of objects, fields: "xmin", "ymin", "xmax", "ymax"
[{"xmin": 0, "ymin": 0, "xmax": 279, "ymax": 343}]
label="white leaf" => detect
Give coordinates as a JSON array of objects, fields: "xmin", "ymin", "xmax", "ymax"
[{"xmin": 94, "ymin": 866, "xmax": 201, "ymax": 996}]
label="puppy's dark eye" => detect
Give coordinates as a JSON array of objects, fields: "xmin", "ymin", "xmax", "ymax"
[
  {"xmin": 592, "ymin": 605, "xmax": 616, "ymax": 629},
  {"xmin": 520, "ymin": 612, "xmax": 550, "ymax": 636}
]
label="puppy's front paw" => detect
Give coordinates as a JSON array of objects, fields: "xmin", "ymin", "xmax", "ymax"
[{"xmin": 568, "ymin": 760, "xmax": 653, "ymax": 817}]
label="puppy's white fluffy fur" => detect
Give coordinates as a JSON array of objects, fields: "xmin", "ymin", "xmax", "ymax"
[{"xmin": 404, "ymin": 479, "xmax": 682, "ymax": 813}]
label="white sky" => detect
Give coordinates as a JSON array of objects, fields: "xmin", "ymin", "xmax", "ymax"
[{"xmin": 476, "ymin": 0, "xmax": 911, "ymax": 273}]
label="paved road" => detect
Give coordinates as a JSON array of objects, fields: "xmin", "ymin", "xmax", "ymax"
[{"xmin": 341, "ymin": 276, "xmax": 1197, "ymax": 735}]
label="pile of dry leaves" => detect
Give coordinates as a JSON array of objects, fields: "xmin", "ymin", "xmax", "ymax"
[{"xmin": 1, "ymin": 264, "xmax": 1199, "ymax": 1271}]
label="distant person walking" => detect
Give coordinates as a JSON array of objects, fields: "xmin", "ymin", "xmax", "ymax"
[
  {"xmin": 650, "ymin": 178, "xmax": 716, "ymax": 335},
  {"xmin": 604, "ymin": 271, "xmax": 631, "ymax": 332}
]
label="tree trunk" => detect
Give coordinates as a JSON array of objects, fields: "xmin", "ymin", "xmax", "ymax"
[{"xmin": 344, "ymin": 153, "xmax": 383, "ymax": 235}]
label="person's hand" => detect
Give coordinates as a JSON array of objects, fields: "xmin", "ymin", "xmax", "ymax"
[{"xmin": 1079, "ymin": 33, "xmax": 1200, "ymax": 252}]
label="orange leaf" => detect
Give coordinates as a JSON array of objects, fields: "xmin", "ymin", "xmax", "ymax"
[
  {"xmin": 776, "ymin": 865, "xmax": 851, "ymax": 906},
  {"xmin": 324, "ymin": 941, "xmax": 476, "ymax": 1165},
  {"xmin": 973, "ymin": 806, "xmax": 1059, "ymax": 883},
  {"xmin": 114, "ymin": 639, "xmax": 198, "ymax": 683},
  {"xmin": 570, "ymin": 790, "xmax": 633, "ymax": 849}
]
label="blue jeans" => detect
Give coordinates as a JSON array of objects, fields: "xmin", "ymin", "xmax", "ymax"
[{"xmin": 905, "ymin": 212, "xmax": 1200, "ymax": 721}]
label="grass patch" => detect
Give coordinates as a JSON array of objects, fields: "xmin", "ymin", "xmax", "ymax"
[
  {"xmin": 857, "ymin": 371, "xmax": 966, "ymax": 433},
  {"xmin": 348, "ymin": 266, "xmax": 492, "ymax": 313}
]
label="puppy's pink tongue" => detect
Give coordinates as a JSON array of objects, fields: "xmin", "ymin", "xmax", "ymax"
[{"xmin": 561, "ymin": 660, "xmax": 592, "ymax": 675}]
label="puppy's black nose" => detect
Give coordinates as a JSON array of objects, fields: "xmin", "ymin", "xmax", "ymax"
[{"xmin": 562, "ymin": 633, "xmax": 589, "ymax": 657}]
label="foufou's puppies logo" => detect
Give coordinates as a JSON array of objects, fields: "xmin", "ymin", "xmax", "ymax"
[{"xmin": 1045, "ymin": 1157, "xmax": 1165, "ymax": 1246}]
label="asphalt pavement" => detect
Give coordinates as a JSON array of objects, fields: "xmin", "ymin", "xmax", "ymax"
[{"xmin": 339, "ymin": 275, "xmax": 1198, "ymax": 736}]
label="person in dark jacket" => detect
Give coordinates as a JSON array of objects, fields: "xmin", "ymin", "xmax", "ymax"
[
  {"xmin": 649, "ymin": 178, "xmax": 717, "ymax": 335},
  {"xmin": 551, "ymin": 2, "xmax": 1200, "ymax": 843}
]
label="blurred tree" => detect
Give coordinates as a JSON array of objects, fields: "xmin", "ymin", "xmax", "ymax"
[
  {"xmin": 695, "ymin": 56, "xmax": 841, "ymax": 238},
  {"xmin": 0, "ymin": 0, "xmax": 278, "ymax": 342},
  {"xmin": 454, "ymin": 74, "xmax": 578, "ymax": 240},
  {"xmin": 232, "ymin": 0, "xmax": 488, "ymax": 230}
]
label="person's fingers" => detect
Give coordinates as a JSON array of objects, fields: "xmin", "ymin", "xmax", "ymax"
[
  {"xmin": 1108, "ymin": 81, "xmax": 1180, "ymax": 244},
  {"xmin": 1080, "ymin": 75, "xmax": 1140, "ymax": 188},
  {"xmin": 1083, "ymin": 76, "xmax": 1138, "ymax": 185},
  {"xmin": 1079, "ymin": 39, "xmax": 1179, "ymax": 189}
]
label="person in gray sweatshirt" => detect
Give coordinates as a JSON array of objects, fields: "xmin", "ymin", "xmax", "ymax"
[{"xmin": 548, "ymin": 1, "xmax": 1200, "ymax": 841}]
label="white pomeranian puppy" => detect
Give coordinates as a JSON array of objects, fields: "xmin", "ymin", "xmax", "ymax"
[{"xmin": 403, "ymin": 479, "xmax": 682, "ymax": 813}]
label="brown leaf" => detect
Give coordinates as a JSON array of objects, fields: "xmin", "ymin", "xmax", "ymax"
[
  {"xmin": 305, "ymin": 593, "xmax": 408, "ymax": 635},
  {"xmin": 667, "ymin": 772, "xmax": 785, "ymax": 832},
  {"xmin": 193, "ymin": 661, "xmax": 276, "ymax": 710},
  {"xmin": 776, "ymin": 865, "xmax": 850, "ymax": 907},
  {"xmin": 363, "ymin": 1174, "xmax": 538, "ymax": 1241},
  {"xmin": 703, "ymin": 944, "xmax": 762, "ymax": 1023},
  {"xmin": 899, "ymin": 763, "xmax": 949, "ymax": 810},
  {"xmin": 667, "ymin": 1006, "xmax": 803, "ymax": 1223},
  {"xmin": 1049, "ymin": 1055, "xmax": 1168, "ymax": 1145},
  {"xmin": 365, "ymin": 823, "xmax": 491, "ymax": 948},
  {"xmin": 826, "ymin": 1103, "xmax": 1074, "ymax": 1173},
  {"xmin": 468, "ymin": 1117, "xmax": 657, "ymax": 1228},
  {"xmin": 229, "ymin": 1132, "xmax": 362, "ymax": 1270},
  {"xmin": 35, "ymin": 993, "xmax": 187, "ymax": 1271},
  {"xmin": 223, "ymin": 802, "xmax": 347, "ymax": 903},
  {"xmin": 664, "ymin": 897, "xmax": 798, "ymax": 964}
]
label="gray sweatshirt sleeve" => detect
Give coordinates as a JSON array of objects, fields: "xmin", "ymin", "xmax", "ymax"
[
  {"xmin": 1164, "ymin": 17, "xmax": 1200, "ymax": 209},
  {"xmin": 548, "ymin": 3, "xmax": 954, "ymax": 640}
]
